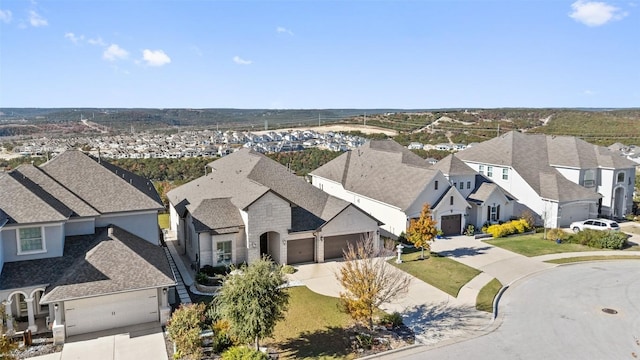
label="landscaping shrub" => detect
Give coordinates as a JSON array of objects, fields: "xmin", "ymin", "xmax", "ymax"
[
  {"xmin": 486, "ymin": 219, "xmax": 531, "ymax": 238},
  {"xmin": 379, "ymin": 311, "xmax": 403, "ymax": 328},
  {"xmin": 221, "ymin": 346, "xmax": 269, "ymax": 360},
  {"xmin": 167, "ymin": 303, "xmax": 206, "ymax": 360},
  {"xmin": 211, "ymin": 319, "xmax": 234, "ymax": 354},
  {"xmin": 545, "ymin": 228, "xmax": 569, "ymax": 242},
  {"xmin": 200, "ymin": 265, "xmax": 228, "ymax": 276},
  {"xmin": 464, "ymin": 224, "xmax": 475, "ymax": 236},
  {"xmin": 281, "ymin": 264, "xmax": 295, "ymax": 274},
  {"xmin": 567, "ymin": 229, "xmax": 628, "ymax": 249}
]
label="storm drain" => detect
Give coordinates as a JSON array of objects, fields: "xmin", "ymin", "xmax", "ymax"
[{"xmin": 601, "ymin": 308, "xmax": 618, "ymax": 315}]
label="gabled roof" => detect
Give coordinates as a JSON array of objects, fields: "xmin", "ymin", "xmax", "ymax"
[
  {"xmin": 467, "ymin": 175, "xmax": 517, "ymax": 204},
  {"xmin": 0, "ymin": 171, "xmax": 68, "ymax": 224},
  {"xmin": 40, "ymin": 150, "xmax": 163, "ymax": 214},
  {"xmin": 311, "ymin": 139, "xmax": 440, "ymax": 211},
  {"xmin": 431, "ymin": 154, "xmax": 478, "ymax": 177},
  {"xmin": 456, "ymin": 132, "xmax": 612, "ymax": 202},
  {"xmin": 187, "ymin": 198, "xmax": 243, "ymax": 233},
  {"xmin": 167, "ymin": 148, "xmax": 355, "ymax": 232},
  {"xmin": 40, "ymin": 226, "xmax": 175, "ymax": 303},
  {"xmin": 0, "ymin": 227, "xmax": 175, "ymax": 299}
]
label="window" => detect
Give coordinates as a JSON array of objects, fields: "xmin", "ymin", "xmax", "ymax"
[
  {"xmin": 488, "ymin": 205, "xmax": 500, "ymax": 222},
  {"xmin": 479, "ymin": 165, "xmax": 484, "ymax": 175},
  {"xmin": 434, "ymin": 180, "xmax": 438, "ymax": 190},
  {"xmin": 487, "ymin": 166, "xmax": 493, "ymax": 178},
  {"xmin": 467, "ymin": 181, "xmax": 471, "ymax": 189},
  {"xmin": 617, "ymin": 172, "xmax": 625, "ymax": 183},
  {"xmin": 502, "ymin": 168, "xmax": 508, "ymax": 180},
  {"xmin": 450, "ymin": 196, "xmax": 454, "ymax": 205},
  {"xmin": 459, "ymin": 182, "xmax": 464, "ymax": 190},
  {"xmin": 18, "ymin": 227, "xmax": 45, "ymax": 254},
  {"xmin": 584, "ymin": 169, "xmax": 596, "ymax": 187},
  {"xmin": 216, "ymin": 241, "xmax": 232, "ymax": 265}
]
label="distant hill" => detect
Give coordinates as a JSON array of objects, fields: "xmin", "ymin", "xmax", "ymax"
[{"xmin": 1, "ymin": 107, "xmax": 639, "ymax": 146}]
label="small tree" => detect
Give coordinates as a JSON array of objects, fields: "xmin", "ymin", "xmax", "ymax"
[
  {"xmin": 406, "ymin": 203, "xmax": 438, "ymax": 259},
  {"xmin": 215, "ymin": 256, "xmax": 289, "ymax": 350},
  {"xmin": 337, "ymin": 235, "xmax": 411, "ymax": 330},
  {"xmin": 166, "ymin": 303, "xmax": 206, "ymax": 360}
]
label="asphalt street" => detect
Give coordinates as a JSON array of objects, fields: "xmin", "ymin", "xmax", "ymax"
[{"xmin": 397, "ymin": 261, "xmax": 640, "ymax": 360}]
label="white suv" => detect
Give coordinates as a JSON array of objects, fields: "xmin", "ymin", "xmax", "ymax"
[{"xmin": 569, "ymin": 218, "xmax": 620, "ymax": 233}]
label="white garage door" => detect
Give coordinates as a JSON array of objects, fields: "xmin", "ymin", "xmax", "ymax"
[
  {"xmin": 560, "ymin": 203, "xmax": 590, "ymax": 227},
  {"xmin": 65, "ymin": 289, "xmax": 159, "ymax": 336}
]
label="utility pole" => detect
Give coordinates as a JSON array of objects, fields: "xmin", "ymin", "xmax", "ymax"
[
  {"xmin": 364, "ymin": 112, "xmax": 367, "ymax": 127},
  {"xmin": 497, "ymin": 124, "xmax": 500, "ymax": 137}
]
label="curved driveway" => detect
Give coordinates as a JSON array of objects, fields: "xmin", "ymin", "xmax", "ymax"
[{"xmin": 397, "ymin": 261, "xmax": 640, "ymax": 360}]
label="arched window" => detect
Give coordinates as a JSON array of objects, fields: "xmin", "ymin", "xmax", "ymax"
[{"xmin": 617, "ymin": 172, "xmax": 625, "ymax": 184}]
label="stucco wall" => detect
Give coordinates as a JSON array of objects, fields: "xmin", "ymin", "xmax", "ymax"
[
  {"xmin": 1, "ymin": 223, "xmax": 64, "ymax": 262},
  {"xmin": 96, "ymin": 211, "xmax": 159, "ymax": 245},
  {"xmin": 64, "ymin": 218, "xmax": 95, "ymax": 236}
]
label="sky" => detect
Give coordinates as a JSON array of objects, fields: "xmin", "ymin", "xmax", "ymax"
[{"xmin": 0, "ymin": 0, "xmax": 638, "ymax": 109}]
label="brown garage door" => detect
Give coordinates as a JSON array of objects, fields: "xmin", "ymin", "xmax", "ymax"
[
  {"xmin": 324, "ymin": 234, "xmax": 361, "ymax": 260},
  {"xmin": 441, "ymin": 214, "xmax": 461, "ymax": 236},
  {"xmin": 287, "ymin": 238, "xmax": 314, "ymax": 264}
]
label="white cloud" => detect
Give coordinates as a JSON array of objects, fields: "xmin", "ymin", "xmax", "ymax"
[
  {"xmin": 583, "ymin": 89, "xmax": 596, "ymax": 95},
  {"xmin": 276, "ymin": 26, "xmax": 294, "ymax": 35},
  {"xmin": 29, "ymin": 10, "xmax": 47, "ymax": 27},
  {"xmin": 103, "ymin": 44, "xmax": 129, "ymax": 61},
  {"xmin": 0, "ymin": 9, "xmax": 12, "ymax": 23},
  {"xmin": 142, "ymin": 49, "xmax": 171, "ymax": 67},
  {"xmin": 88, "ymin": 37, "xmax": 106, "ymax": 46},
  {"xmin": 64, "ymin": 32, "xmax": 84, "ymax": 44},
  {"xmin": 233, "ymin": 56, "xmax": 252, "ymax": 65},
  {"xmin": 569, "ymin": 0, "xmax": 628, "ymax": 26}
]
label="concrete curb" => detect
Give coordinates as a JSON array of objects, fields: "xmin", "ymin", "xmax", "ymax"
[{"xmin": 492, "ymin": 284, "xmax": 509, "ymax": 320}]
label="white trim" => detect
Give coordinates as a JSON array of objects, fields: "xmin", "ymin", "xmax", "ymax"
[
  {"xmin": 16, "ymin": 226, "xmax": 47, "ymax": 255},
  {"xmin": 98, "ymin": 210, "xmax": 159, "ymax": 218},
  {"xmin": 66, "ymin": 217, "xmax": 96, "ymax": 223}
]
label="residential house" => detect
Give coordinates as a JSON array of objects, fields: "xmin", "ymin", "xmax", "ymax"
[
  {"xmin": 166, "ymin": 148, "xmax": 381, "ymax": 268},
  {"xmin": 0, "ymin": 150, "xmax": 173, "ymax": 344},
  {"xmin": 310, "ymin": 140, "xmax": 470, "ymax": 237},
  {"xmin": 455, "ymin": 131, "xmax": 637, "ymax": 227},
  {"xmin": 430, "ymin": 154, "xmax": 516, "ymax": 229}
]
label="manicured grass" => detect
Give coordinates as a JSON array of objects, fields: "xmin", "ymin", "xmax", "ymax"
[
  {"xmin": 158, "ymin": 213, "xmax": 170, "ymax": 229},
  {"xmin": 545, "ymin": 255, "xmax": 640, "ymax": 264},
  {"xmin": 486, "ymin": 233, "xmax": 604, "ymax": 257},
  {"xmin": 476, "ymin": 278, "xmax": 502, "ymax": 313},
  {"xmin": 391, "ymin": 251, "xmax": 481, "ymax": 297},
  {"xmin": 266, "ymin": 286, "xmax": 355, "ymax": 360}
]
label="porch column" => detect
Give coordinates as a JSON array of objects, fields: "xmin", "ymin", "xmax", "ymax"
[
  {"xmin": 25, "ymin": 297, "xmax": 37, "ymax": 332},
  {"xmin": 4, "ymin": 300, "xmax": 13, "ymax": 332}
]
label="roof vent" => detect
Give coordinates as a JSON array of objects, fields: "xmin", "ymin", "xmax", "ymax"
[{"xmin": 108, "ymin": 227, "xmax": 114, "ymax": 236}]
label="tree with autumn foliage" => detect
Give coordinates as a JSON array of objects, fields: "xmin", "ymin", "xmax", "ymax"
[
  {"xmin": 337, "ymin": 235, "xmax": 411, "ymax": 330},
  {"xmin": 406, "ymin": 203, "xmax": 438, "ymax": 259}
]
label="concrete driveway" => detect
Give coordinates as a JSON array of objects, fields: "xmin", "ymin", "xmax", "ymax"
[{"xmin": 27, "ymin": 322, "xmax": 168, "ymax": 360}]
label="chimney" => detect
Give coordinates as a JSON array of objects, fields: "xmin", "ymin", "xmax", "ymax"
[{"xmin": 108, "ymin": 227, "xmax": 114, "ymax": 237}]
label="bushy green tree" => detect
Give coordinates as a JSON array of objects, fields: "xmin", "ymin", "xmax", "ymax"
[{"xmin": 215, "ymin": 257, "xmax": 289, "ymax": 350}]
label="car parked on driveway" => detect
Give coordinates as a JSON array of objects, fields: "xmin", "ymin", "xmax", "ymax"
[{"xmin": 569, "ymin": 218, "xmax": 620, "ymax": 233}]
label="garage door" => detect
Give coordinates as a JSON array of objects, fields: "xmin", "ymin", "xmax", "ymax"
[
  {"xmin": 559, "ymin": 203, "xmax": 590, "ymax": 227},
  {"xmin": 64, "ymin": 289, "xmax": 158, "ymax": 336},
  {"xmin": 324, "ymin": 234, "xmax": 361, "ymax": 260},
  {"xmin": 287, "ymin": 238, "xmax": 314, "ymax": 264},
  {"xmin": 441, "ymin": 214, "xmax": 461, "ymax": 236}
]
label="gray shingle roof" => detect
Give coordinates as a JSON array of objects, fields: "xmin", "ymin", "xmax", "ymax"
[
  {"xmin": 467, "ymin": 175, "xmax": 517, "ymax": 204},
  {"xmin": 187, "ymin": 198, "xmax": 243, "ymax": 233},
  {"xmin": 41, "ymin": 150, "xmax": 163, "ymax": 214},
  {"xmin": 0, "ymin": 171, "xmax": 68, "ymax": 224},
  {"xmin": 456, "ymin": 132, "xmax": 613, "ymax": 202},
  {"xmin": 39, "ymin": 226, "xmax": 175, "ymax": 303},
  {"xmin": 167, "ymin": 148, "xmax": 354, "ymax": 232},
  {"xmin": 431, "ymin": 154, "xmax": 477, "ymax": 176},
  {"xmin": 311, "ymin": 139, "xmax": 440, "ymax": 211},
  {"xmin": 0, "ymin": 227, "xmax": 175, "ymax": 300}
]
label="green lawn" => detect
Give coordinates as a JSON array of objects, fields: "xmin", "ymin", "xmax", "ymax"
[
  {"xmin": 486, "ymin": 233, "xmax": 606, "ymax": 257},
  {"xmin": 391, "ymin": 251, "xmax": 481, "ymax": 297},
  {"xmin": 546, "ymin": 255, "xmax": 640, "ymax": 264},
  {"xmin": 158, "ymin": 213, "xmax": 170, "ymax": 229},
  {"xmin": 476, "ymin": 278, "xmax": 502, "ymax": 313},
  {"xmin": 266, "ymin": 286, "xmax": 355, "ymax": 360}
]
